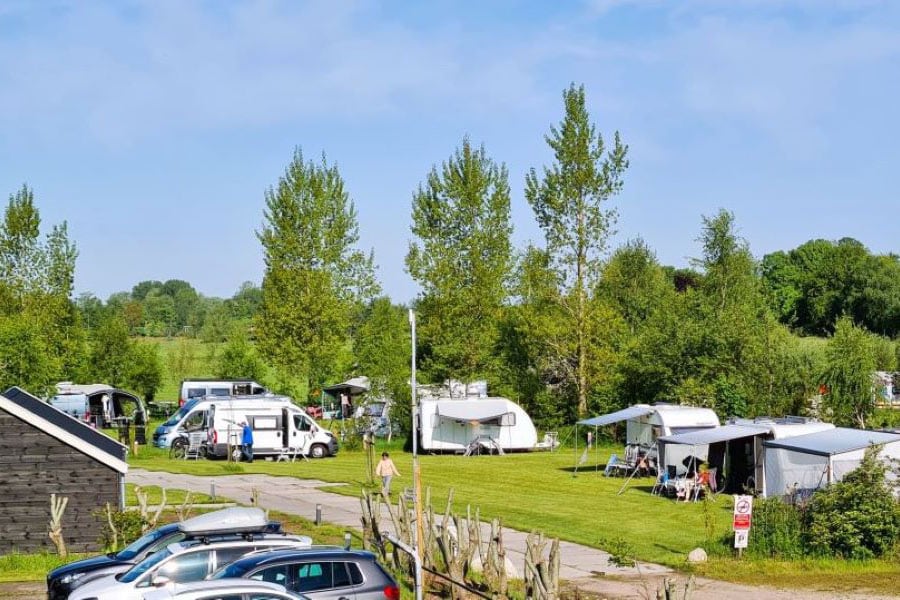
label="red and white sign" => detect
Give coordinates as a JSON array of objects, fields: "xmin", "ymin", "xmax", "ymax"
[{"xmin": 733, "ymin": 495, "xmax": 753, "ymax": 531}]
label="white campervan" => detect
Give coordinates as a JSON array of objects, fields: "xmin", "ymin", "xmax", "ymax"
[
  {"xmin": 178, "ymin": 380, "xmax": 269, "ymax": 407},
  {"xmin": 153, "ymin": 396, "xmax": 337, "ymax": 459}
]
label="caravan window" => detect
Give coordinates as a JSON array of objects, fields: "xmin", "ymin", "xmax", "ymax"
[
  {"xmin": 187, "ymin": 388, "xmax": 206, "ymax": 400},
  {"xmin": 293, "ymin": 414, "xmax": 312, "ymax": 432},
  {"xmin": 252, "ymin": 416, "xmax": 279, "ymax": 430},
  {"xmin": 209, "ymin": 388, "xmax": 230, "ymax": 397}
]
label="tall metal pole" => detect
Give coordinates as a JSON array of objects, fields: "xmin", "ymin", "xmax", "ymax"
[{"xmin": 409, "ymin": 310, "xmax": 426, "ymax": 577}]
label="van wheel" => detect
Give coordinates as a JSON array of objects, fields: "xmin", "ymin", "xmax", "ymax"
[
  {"xmin": 170, "ymin": 438, "xmax": 187, "ymax": 460},
  {"xmin": 310, "ymin": 444, "xmax": 328, "ymax": 459}
]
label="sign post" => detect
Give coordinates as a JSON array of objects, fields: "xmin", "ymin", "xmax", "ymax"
[{"xmin": 733, "ymin": 494, "xmax": 753, "ymax": 556}]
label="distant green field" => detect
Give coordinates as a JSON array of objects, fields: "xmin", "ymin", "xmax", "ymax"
[{"xmin": 135, "ymin": 337, "xmax": 219, "ymax": 401}]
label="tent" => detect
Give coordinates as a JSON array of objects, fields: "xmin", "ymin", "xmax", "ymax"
[
  {"xmin": 658, "ymin": 417, "xmax": 835, "ymax": 495},
  {"xmin": 763, "ymin": 428, "xmax": 900, "ymax": 498}
]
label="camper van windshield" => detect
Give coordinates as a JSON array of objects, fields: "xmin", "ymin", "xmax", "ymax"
[{"xmin": 164, "ymin": 400, "xmax": 198, "ymax": 426}]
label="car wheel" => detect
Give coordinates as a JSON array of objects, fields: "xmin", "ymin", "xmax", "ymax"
[
  {"xmin": 310, "ymin": 444, "xmax": 327, "ymax": 458},
  {"xmin": 170, "ymin": 438, "xmax": 187, "ymax": 459}
]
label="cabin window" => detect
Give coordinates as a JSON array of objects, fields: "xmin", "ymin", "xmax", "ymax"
[
  {"xmin": 209, "ymin": 387, "xmax": 230, "ymax": 397},
  {"xmin": 293, "ymin": 414, "xmax": 312, "ymax": 432},
  {"xmin": 183, "ymin": 411, "xmax": 206, "ymax": 432}
]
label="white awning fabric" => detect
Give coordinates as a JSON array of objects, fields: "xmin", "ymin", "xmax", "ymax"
[
  {"xmin": 659, "ymin": 424, "xmax": 769, "ymax": 446},
  {"xmin": 436, "ymin": 400, "xmax": 511, "ymax": 423},
  {"xmin": 578, "ymin": 406, "xmax": 655, "ymax": 427}
]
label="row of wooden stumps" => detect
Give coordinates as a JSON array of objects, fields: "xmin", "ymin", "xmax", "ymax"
[{"xmin": 360, "ymin": 488, "xmax": 561, "ymax": 600}]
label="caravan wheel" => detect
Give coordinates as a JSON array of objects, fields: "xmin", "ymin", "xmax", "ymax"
[{"xmin": 310, "ymin": 444, "xmax": 327, "ymax": 459}]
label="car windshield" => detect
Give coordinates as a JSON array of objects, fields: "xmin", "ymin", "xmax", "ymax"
[
  {"xmin": 209, "ymin": 560, "xmax": 249, "ymax": 580},
  {"xmin": 163, "ymin": 401, "xmax": 198, "ymax": 426},
  {"xmin": 115, "ymin": 528, "xmax": 171, "ymax": 561},
  {"xmin": 117, "ymin": 546, "xmax": 173, "ymax": 583}
]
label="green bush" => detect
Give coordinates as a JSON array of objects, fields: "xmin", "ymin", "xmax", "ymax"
[
  {"xmin": 747, "ymin": 496, "xmax": 804, "ymax": 559},
  {"xmin": 803, "ymin": 447, "xmax": 900, "ymax": 559}
]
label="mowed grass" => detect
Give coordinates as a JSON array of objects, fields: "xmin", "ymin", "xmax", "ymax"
[
  {"xmin": 132, "ymin": 443, "xmax": 730, "ymax": 566},
  {"xmin": 131, "ymin": 444, "xmax": 900, "ymax": 592}
]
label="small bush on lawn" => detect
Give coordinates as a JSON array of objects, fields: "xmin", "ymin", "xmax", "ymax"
[
  {"xmin": 803, "ymin": 447, "xmax": 900, "ymax": 559},
  {"xmin": 94, "ymin": 508, "xmax": 147, "ymax": 552}
]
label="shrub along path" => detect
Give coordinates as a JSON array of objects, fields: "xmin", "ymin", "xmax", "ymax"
[{"xmin": 127, "ymin": 469, "xmax": 894, "ymax": 600}]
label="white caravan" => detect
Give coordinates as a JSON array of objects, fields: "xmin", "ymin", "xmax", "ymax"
[
  {"xmin": 578, "ymin": 403, "xmax": 721, "ymax": 467},
  {"xmin": 418, "ymin": 395, "xmax": 551, "ymax": 453}
]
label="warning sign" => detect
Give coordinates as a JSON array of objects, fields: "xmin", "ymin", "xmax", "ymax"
[{"xmin": 733, "ymin": 494, "xmax": 753, "ymax": 531}]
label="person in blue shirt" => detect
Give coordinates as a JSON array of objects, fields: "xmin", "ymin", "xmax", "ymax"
[{"xmin": 241, "ymin": 421, "xmax": 254, "ymax": 463}]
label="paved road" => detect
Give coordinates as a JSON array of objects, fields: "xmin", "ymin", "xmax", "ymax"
[{"xmin": 127, "ymin": 469, "xmax": 896, "ymax": 600}]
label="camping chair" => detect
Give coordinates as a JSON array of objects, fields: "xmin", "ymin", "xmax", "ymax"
[
  {"xmin": 664, "ymin": 465, "xmax": 683, "ymax": 498},
  {"xmin": 603, "ymin": 454, "xmax": 621, "ymax": 477},
  {"xmin": 651, "ymin": 469, "xmax": 669, "ymax": 495},
  {"xmin": 184, "ymin": 432, "xmax": 206, "ymax": 460}
]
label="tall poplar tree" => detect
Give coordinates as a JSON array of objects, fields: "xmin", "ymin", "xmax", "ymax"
[
  {"xmin": 257, "ymin": 149, "xmax": 378, "ymax": 399},
  {"xmin": 406, "ymin": 138, "xmax": 513, "ymax": 381},
  {"xmin": 525, "ymin": 84, "xmax": 628, "ymax": 416}
]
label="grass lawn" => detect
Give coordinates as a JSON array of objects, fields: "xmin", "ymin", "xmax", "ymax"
[
  {"xmin": 130, "ymin": 443, "xmax": 900, "ymax": 593},
  {"xmin": 131, "ymin": 443, "xmax": 733, "ymax": 566}
]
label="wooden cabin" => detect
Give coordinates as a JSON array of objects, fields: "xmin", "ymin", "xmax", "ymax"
[{"xmin": 0, "ymin": 386, "xmax": 128, "ymax": 554}]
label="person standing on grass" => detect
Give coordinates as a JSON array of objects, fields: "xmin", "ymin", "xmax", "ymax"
[
  {"xmin": 241, "ymin": 421, "xmax": 254, "ymax": 463},
  {"xmin": 375, "ymin": 452, "xmax": 401, "ymax": 496}
]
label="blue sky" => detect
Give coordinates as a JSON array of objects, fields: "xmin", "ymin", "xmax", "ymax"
[{"xmin": 1, "ymin": 0, "xmax": 898, "ymax": 303}]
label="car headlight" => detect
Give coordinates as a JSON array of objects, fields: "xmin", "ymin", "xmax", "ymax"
[{"xmin": 59, "ymin": 571, "xmax": 86, "ymax": 585}]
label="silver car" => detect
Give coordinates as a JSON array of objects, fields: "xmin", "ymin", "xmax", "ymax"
[
  {"xmin": 69, "ymin": 536, "xmax": 312, "ymax": 600},
  {"xmin": 143, "ymin": 579, "xmax": 307, "ymax": 600},
  {"xmin": 209, "ymin": 548, "xmax": 399, "ymax": 600}
]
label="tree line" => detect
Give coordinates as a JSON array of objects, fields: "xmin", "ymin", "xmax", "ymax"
[{"xmin": 3, "ymin": 83, "xmax": 899, "ymax": 431}]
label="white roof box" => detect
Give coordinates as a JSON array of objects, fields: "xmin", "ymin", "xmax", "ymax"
[{"xmin": 178, "ymin": 507, "xmax": 268, "ymax": 536}]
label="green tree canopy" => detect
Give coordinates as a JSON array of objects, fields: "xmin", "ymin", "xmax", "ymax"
[
  {"xmin": 406, "ymin": 137, "xmax": 512, "ymax": 381},
  {"xmin": 525, "ymin": 83, "xmax": 628, "ymax": 416}
]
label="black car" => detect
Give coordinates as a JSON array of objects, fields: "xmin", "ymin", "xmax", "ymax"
[
  {"xmin": 47, "ymin": 519, "xmax": 283, "ymax": 600},
  {"xmin": 210, "ymin": 547, "xmax": 399, "ymax": 600}
]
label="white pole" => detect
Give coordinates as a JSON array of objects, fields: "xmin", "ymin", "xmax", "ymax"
[{"xmin": 408, "ymin": 310, "xmax": 425, "ymax": 573}]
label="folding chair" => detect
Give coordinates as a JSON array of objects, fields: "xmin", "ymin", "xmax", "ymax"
[
  {"xmin": 183, "ymin": 432, "xmax": 205, "ymax": 460},
  {"xmin": 651, "ymin": 470, "xmax": 669, "ymax": 495}
]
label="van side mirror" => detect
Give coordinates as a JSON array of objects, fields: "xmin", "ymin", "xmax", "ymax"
[{"xmin": 150, "ymin": 574, "xmax": 171, "ymax": 587}]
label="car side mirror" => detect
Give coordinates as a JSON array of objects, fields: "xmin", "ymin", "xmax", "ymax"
[{"xmin": 150, "ymin": 574, "xmax": 172, "ymax": 588}]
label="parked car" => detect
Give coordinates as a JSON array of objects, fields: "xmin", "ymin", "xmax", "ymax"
[
  {"xmin": 209, "ymin": 547, "xmax": 400, "ymax": 600},
  {"xmin": 47, "ymin": 508, "xmax": 283, "ymax": 600},
  {"xmin": 142, "ymin": 579, "xmax": 307, "ymax": 600},
  {"xmin": 69, "ymin": 534, "xmax": 312, "ymax": 600}
]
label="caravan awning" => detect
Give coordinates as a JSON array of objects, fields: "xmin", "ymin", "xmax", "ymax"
[
  {"xmin": 323, "ymin": 376, "xmax": 370, "ymax": 396},
  {"xmin": 659, "ymin": 424, "xmax": 769, "ymax": 446},
  {"xmin": 578, "ymin": 406, "xmax": 654, "ymax": 427},
  {"xmin": 762, "ymin": 428, "xmax": 900, "ymax": 457},
  {"xmin": 436, "ymin": 400, "xmax": 510, "ymax": 423}
]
